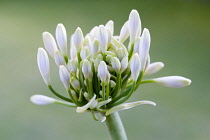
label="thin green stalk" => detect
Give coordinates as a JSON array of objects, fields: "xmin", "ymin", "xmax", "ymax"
[
  {"xmin": 112, "ymin": 73, "xmax": 121, "ymax": 98},
  {"xmin": 102, "ymin": 81, "xmax": 106, "ymax": 101},
  {"xmin": 48, "ymin": 85, "xmax": 72, "ymax": 102},
  {"xmin": 105, "ymin": 112, "xmax": 127, "ymax": 140}
]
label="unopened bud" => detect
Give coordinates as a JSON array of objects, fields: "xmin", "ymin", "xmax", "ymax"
[
  {"xmin": 120, "ymin": 56, "xmax": 128, "ymax": 73},
  {"xmin": 97, "ymin": 25, "xmax": 108, "ymax": 53},
  {"xmin": 105, "ymin": 20, "xmax": 114, "ymax": 35},
  {"xmin": 72, "ymin": 27, "xmax": 84, "ymax": 52},
  {"xmin": 145, "ymin": 62, "xmax": 164, "ymax": 76},
  {"xmin": 31, "ymin": 95, "xmax": 55, "ymax": 105},
  {"xmin": 42, "ymin": 32, "xmax": 58, "ymax": 57},
  {"xmin": 37, "ymin": 48, "xmax": 50, "ymax": 85},
  {"xmin": 119, "ymin": 21, "xmax": 129, "ymax": 43},
  {"xmin": 130, "ymin": 53, "xmax": 141, "ymax": 81},
  {"xmin": 90, "ymin": 40, "xmax": 100, "ymax": 55},
  {"xmin": 111, "ymin": 57, "xmax": 121, "ymax": 73},
  {"xmin": 128, "ymin": 10, "xmax": 141, "ymax": 43},
  {"xmin": 98, "ymin": 61, "xmax": 108, "ymax": 82},
  {"xmin": 80, "ymin": 46, "xmax": 90, "ymax": 60},
  {"xmin": 82, "ymin": 60, "xmax": 93, "ymax": 80},
  {"xmin": 56, "ymin": 24, "xmax": 67, "ymax": 55},
  {"xmin": 67, "ymin": 59, "xmax": 78, "ymax": 75},
  {"xmin": 70, "ymin": 77, "xmax": 80, "ymax": 90},
  {"xmin": 59, "ymin": 65, "xmax": 70, "ymax": 89},
  {"xmin": 54, "ymin": 51, "xmax": 66, "ymax": 66},
  {"xmin": 153, "ymin": 76, "xmax": 191, "ymax": 88}
]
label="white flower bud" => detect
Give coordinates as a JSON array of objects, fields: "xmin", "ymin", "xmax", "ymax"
[
  {"xmin": 37, "ymin": 48, "xmax": 50, "ymax": 85},
  {"xmin": 153, "ymin": 76, "xmax": 191, "ymax": 88},
  {"xmin": 130, "ymin": 53, "xmax": 141, "ymax": 81},
  {"xmin": 67, "ymin": 59, "xmax": 78, "ymax": 75},
  {"xmin": 31, "ymin": 95, "xmax": 55, "ymax": 105},
  {"xmin": 145, "ymin": 62, "xmax": 164, "ymax": 76},
  {"xmin": 111, "ymin": 57, "xmax": 121, "ymax": 73},
  {"xmin": 72, "ymin": 27, "xmax": 84, "ymax": 52},
  {"xmin": 56, "ymin": 24, "xmax": 67, "ymax": 55},
  {"xmin": 70, "ymin": 77, "xmax": 80, "ymax": 90},
  {"xmin": 139, "ymin": 28, "xmax": 151, "ymax": 71},
  {"xmin": 70, "ymin": 35, "xmax": 77, "ymax": 60},
  {"xmin": 98, "ymin": 61, "xmax": 108, "ymax": 82},
  {"xmin": 42, "ymin": 32, "xmax": 58, "ymax": 57},
  {"xmin": 89, "ymin": 26, "xmax": 98, "ymax": 40},
  {"xmin": 117, "ymin": 48, "xmax": 126, "ymax": 61},
  {"xmin": 120, "ymin": 56, "xmax": 128, "ymax": 73},
  {"xmin": 134, "ymin": 37, "xmax": 140, "ymax": 54},
  {"xmin": 90, "ymin": 40, "xmax": 100, "ymax": 55},
  {"xmin": 119, "ymin": 21, "xmax": 129, "ymax": 43},
  {"xmin": 83, "ymin": 35, "xmax": 91, "ymax": 47},
  {"xmin": 54, "ymin": 51, "xmax": 66, "ymax": 66},
  {"xmin": 106, "ymin": 29, "xmax": 112, "ymax": 45},
  {"xmin": 59, "ymin": 65, "xmax": 70, "ymax": 89},
  {"xmin": 82, "ymin": 60, "xmax": 93, "ymax": 80},
  {"xmin": 93, "ymin": 54, "xmax": 103, "ymax": 68},
  {"xmin": 105, "ymin": 20, "xmax": 114, "ymax": 35},
  {"xmin": 70, "ymin": 90, "xmax": 78, "ymax": 101},
  {"xmin": 97, "ymin": 25, "xmax": 108, "ymax": 53},
  {"xmin": 80, "ymin": 46, "xmax": 90, "ymax": 60},
  {"xmin": 128, "ymin": 10, "xmax": 141, "ymax": 43}
]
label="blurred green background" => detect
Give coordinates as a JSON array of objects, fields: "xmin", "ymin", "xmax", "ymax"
[{"xmin": 0, "ymin": 0, "xmax": 209, "ymax": 140}]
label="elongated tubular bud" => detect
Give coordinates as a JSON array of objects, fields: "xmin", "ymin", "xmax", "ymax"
[
  {"xmin": 111, "ymin": 57, "xmax": 121, "ymax": 73},
  {"xmin": 97, "ymin": 25, "xmax": 108, "ymax": 53},
  {"xmin": 31, "ymin": 95, "xmax": 55, "ymax": 105},
  {"xmin": 120, "ymin": 56, "xmax": 128, "ymax": 73},
  {"xmin": 67, "ymin": 59, "xmax": 78, "ymax": 75},
  {"xmin": 56, "ymin": 24, "xmax": 67, "ymax": 55},
  {"xmin": 42, "ymin": 32, "xmax": 58, "ymax": 57},
  {"xmin": 72, "ymin": 27, "xmax": 84, "ymax": 52},
  {"xmin": 83, "ymin": 35, "xmax": 91, "ymax": 47},
  {"xmin": 59, "ymin": 65, "xmax": 70, "ymax": 89},
  {"xmin": 128, "ymin": 10, "xmax": 141, "ymax": 43},
  {"xmin": 119, "ymin": 21, "xmax": 129, "ymax": 43},
  {"xmin": 90, "ymin": 40, "xmax": 100, "ymax": 55},
  {"xmin": 80, "ymin": 46, "xmax": 90, "ymax": 60},
  {"xmin": 82, "ymin": 59, "xmax": 93, "ymax": 80},
  {"xmin": 134, "ymin": 37, "xmax": 140, "ymax": 54},
  {"xmin": 145, "ymin": 62, "xmax": 164, "ymax": 76},
  {"xmin": 37, "ymin": 48, "xmax": 50, "ymax": 85},
  {"xmin": 105, "ymin": 20, "xmax": 114, "ymax": 35},
  {"xmin": 70, "ymin": 77, "xmax": 80, "ymax": 90},
  {"xmin": 130, "ymin": 53, "xmax": 141, "ymax": 81},
  {"xmin": 98, "ymin": 61, "xmax": 108, "ymax": 82},
  {"xmin": 139, "ymin": 28, "xmax": 151, "ymax": 71},
  {"xmin": 54, "ymin": 51, "xmax": 66, "ymax": 66},
  {"xmin": 89, "ymin": 26, "xmax": 98, "ymax": 40},
  {"xmin": 153, "ymin": 76, "xmax": 191, "ymax": 88}
]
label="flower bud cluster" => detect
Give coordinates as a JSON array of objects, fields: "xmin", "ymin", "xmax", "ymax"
[{"xmin": 33, "ymin": 10, "xmax": 191, "ymax": 122}]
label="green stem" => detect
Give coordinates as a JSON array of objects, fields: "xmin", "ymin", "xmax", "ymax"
[
  {"xmin": 48, "ymin": 85, "xmax": 72, "ymax": 102},
  {"xmin": 105, "ymin": 112, "xmax": 127, "ymax": 140}
]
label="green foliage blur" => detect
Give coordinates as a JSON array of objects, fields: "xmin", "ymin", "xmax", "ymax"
[{"xmin": 0, "ymin": 0, "xmax": 209, "ymax": 140}]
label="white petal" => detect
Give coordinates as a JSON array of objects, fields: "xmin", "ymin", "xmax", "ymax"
[
  {"xmin": 72, "ymin": 27, "xmax": 84, "ymax": 52},
  {"xmin": 106, "ymin": 100, "xmax": 156, "ymax": 116},
  {"xmin": 97, "ymin": 25, "xmax": 108, "ymax": 53},
  {"xmin": 76, "ymin": 95, "xmax": 96, "ymax": 113},
  {"xmin": 98, "ymin": 61, "xmax": 108, "ymax": 82}
]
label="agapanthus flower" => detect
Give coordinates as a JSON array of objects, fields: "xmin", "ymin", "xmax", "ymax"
[{"xmin": 32, "ymin": 9, "xmax": 191, "ymax": 122}]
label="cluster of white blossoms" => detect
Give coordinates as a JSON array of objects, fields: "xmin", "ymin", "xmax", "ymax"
[{"xmin": 31, "ymin": 10, "xmax": 191, "ymax": 122}]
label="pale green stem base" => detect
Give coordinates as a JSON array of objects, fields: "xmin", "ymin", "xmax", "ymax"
[{"xmin": 105, "ymin": 112, "xmax": 127, "ymax": 140}]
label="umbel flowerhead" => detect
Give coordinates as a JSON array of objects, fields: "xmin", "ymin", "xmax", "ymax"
[{"xmin": 32, "ymin": 10, "xmax": 191, "ymax": 122}]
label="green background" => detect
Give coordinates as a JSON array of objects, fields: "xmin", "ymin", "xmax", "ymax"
[{"xmin": 0, "ymin": 0, "xmax": 209, "ymax": 140}]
